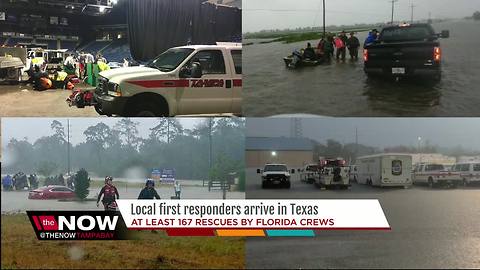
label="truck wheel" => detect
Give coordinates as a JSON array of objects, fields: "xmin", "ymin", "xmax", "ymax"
[
  {"xmin": 428, "ymin": 178, "xmax": 435, "ymax": 188},
  {"xmin": 127, "ymin": 99, "xmax": 168, "ymax": 117},
  {"xmin": 261, "ymin": 181, "xmax": 267, "ymax": 189},
  {"xmin": 285, "ymin": 182, "xmax": 291, "ymax": 189}
]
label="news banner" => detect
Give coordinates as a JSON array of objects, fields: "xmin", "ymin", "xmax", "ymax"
[{"xmin": 27, "ymin": 200, "xmax": 390, "ymax": 239}]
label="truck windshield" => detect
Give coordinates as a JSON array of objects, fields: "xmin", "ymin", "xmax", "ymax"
[
  {"xmin": 148, "ymin": 48, "xmax": 194, "ymax": 72},
  {"xmin": 264, "ymin": 165, "xmax": 288, "ymax": 172},
  {"xmin": 380, "ymin": 26, "xmax": 434, "ymax": 42}
]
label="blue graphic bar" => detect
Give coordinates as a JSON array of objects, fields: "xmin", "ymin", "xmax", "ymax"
[{"xmin": 265, "ymin": 230, "xmax": 315, "ymax": 237}]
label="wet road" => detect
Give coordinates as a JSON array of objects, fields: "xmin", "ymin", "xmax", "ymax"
[
  {"xmin": 1, "ymin": 184, "xmax": 245, "ymax": 213},
  {"xmin": 243, "ymin": 20, "xmax": 480, "ymax": 117},
  {"xmin": 245, "ymin": 169, "xmax": 480, "ymax": 268}
]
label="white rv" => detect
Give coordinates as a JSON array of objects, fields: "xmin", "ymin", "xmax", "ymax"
[{"xmin": 356, "ymin": 154, "xmax": 412, "ymax": 188}]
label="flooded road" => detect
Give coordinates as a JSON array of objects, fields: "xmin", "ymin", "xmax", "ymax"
[
  {"xmin": 1, "ymin": 183, "xmax": 245, "ymax": 213},
  {"xmin": 245, "ymin": 168, "xmax": 480, "ymax": 268},
  {"xmin": 243, "ymin": 20, "xmax": 480, "ymax": 117}
]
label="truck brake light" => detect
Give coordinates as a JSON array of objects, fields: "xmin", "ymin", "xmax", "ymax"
[
  {"xmin": 363, "ymin": 49, "xmax": 368, "ymax": 62},
  {"xmin": 434, "ymin": 47, "xmax": 441, "ymax": 62}
]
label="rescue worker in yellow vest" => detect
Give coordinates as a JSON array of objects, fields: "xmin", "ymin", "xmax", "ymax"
[{"xmin": 52, "ymin": 67, "xmax": 69, "ymax": 89}]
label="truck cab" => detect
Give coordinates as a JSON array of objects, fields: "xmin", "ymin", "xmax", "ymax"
[
  {"xmin": 299, "ymin": 164, "xmax": 319, "ymax": 184},
  {"xmin": 94, "ymin": 43, "xmax": 242, "ymax": 117},
  {"xmin": 257, "ymin": 164, "xmax": 294, "ymax": 189}
]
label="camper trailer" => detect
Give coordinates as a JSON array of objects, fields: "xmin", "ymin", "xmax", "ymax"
[{"xmin": 356, "ymin": 154, "xmax": 412, "ymax": 188}]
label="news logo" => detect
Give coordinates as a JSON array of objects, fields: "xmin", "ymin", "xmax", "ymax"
[{"xmin": 27, "ymin": 211, "xmax": 129, "ymax": 240}]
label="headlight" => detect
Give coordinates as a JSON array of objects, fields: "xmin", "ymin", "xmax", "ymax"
[{"xmin": 107, "ymin": 82, "xmax": 122, "ymax": 97}]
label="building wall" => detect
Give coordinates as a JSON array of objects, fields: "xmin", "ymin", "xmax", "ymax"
[
  {"xmin": 410, "ymin": 153, "xmax": 456, "ymax": 166},
  {"xmin": 246, "ymin": 150, "xmax": 314, "ymax": 169}
]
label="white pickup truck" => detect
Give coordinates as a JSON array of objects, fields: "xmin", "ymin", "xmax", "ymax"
[
  {"xmin": 94, "ymin": 43, "xmax": 242, "ymax": 116},
  {"xmin": 257, "ymin": 164, "xmax": 294, "ymax": 189},
  {"xmin": 299, "ymin": 164, "xmax": 319, "ymax": 184},
  {"xmin": 413, "ymin": 163, "xmax": 461, "ymax": 188}
]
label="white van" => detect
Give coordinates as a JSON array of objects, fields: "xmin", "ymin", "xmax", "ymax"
[
  {"xmin": 450, "ymin": 162, "xmax": 480, "ymax": 186},
  {"xmin": 356, "ymin": 154, "xmax": 412, "ymax": 188}
]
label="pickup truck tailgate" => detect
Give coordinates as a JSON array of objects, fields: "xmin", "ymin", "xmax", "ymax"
[{"xmin": 367, "ymin": 41, "xmax": 439, "ymax": 67}]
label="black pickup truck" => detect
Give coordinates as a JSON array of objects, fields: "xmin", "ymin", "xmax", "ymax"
[{"xmin": 364, "ymin": 23, "xmax": 449, "ymax": 81}]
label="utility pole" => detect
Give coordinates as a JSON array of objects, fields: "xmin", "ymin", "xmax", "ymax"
[
  {"xmin": 410, "ymin": 2, "xmax": 416, "ymax": 23},
  {"xmin": 323, "ymin": 0, "xmax": 326, "ymax": 37},
  {"xmin": 209, "ymin": 118, "xmax": 213, "ymax": 171},
  {"xmin": 355, "ymin": 127, "xmax": 358, "ymax": 159},
  {"xmin": 67, "ymin": 119, "xmax": 71, "ymax": 175},
  {"xmin": 389, "ymin": 0, "xmax": 399, "ymax": 24}
]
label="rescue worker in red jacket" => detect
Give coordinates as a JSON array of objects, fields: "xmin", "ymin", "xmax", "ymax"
[{"xmin": 97, "ymin": 176, "xmax": 119, "ymax": 210}]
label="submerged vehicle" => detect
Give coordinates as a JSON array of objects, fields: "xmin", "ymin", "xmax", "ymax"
[{"xmin": 364, "ymin": 23, "xmax": 449, "ymax": 81}]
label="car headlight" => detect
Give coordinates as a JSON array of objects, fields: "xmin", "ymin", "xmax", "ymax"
[{"xmin": 107, "ymin": 82, "xmax": 122, "ymax": 97}]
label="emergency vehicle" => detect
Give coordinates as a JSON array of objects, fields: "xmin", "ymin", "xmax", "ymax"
[
  {"xmin": 356, "ymin": 154, "xmax": 412, "ymax": 188},
  {"xmin": 413, "ymin": 163, "xmax": 461, "ymax": 188},
  {"xmin": 314, "ymin": 158, "xmax": 350, "ymax": 189},
  {"xmin": 94, "ymin": 43, "xmax": 242, "ymax": 116},
  {"xmin": 450, "ymin": 162, "xmax": 480, "ymax": 186}
]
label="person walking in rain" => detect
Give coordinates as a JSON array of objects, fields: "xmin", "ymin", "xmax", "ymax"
[
  {"xmin": 174, "ymin": 180, "xmax": 182, "ymax": 199},
  {"xmin": 334, "ymin": 33, "xmax": 347, "ymax": 61},
  {"xmin": 347, "ymin": 32, "xmax": 361, "ymax": 60},
  {"xmin": 138, "ymin": 179, "xmax": 161, "ymax": 199}
]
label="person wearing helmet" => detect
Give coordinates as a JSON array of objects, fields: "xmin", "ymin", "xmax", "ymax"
[
  {"xmin": 138, "ymin": 179, "xmax": 160, "ymax": 200},
  {"xmin": 97, "ymin": 176, "xmax": 119, "ymax": 210}
]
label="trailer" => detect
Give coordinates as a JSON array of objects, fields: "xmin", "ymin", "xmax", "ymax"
[
  {"xmin": 356, "ymin": 154, "xmax": 412, "ymax": 188},
  {"xmin": 0, "ymin": 47, "xmax": 26, "ymax": 83}
]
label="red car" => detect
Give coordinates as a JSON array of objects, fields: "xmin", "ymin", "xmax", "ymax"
[{"xmin": 28, "ymin": 185, "xmax": 76, "ymax": 200}]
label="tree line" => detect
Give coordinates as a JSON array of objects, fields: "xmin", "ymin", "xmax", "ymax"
[
  {"xmin": 4, "ymin": 118, "xmax": 245, "ymax": 182},
  {"xmin": 313, "ymin": 138, "xmax": 480, "ymax": 162}
]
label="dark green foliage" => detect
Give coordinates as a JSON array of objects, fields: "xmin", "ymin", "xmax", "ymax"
[{"xmin": 74, "ymin": 168, "xmax": 90, "ymax": 200}]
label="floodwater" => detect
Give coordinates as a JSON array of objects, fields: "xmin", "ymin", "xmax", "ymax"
[
  {"xmin": 1, "ymin": 183, "xmax": 245, "ymax": 213},
  {"xmin": 243, "ymin": 20, "xmax": 480, "ymax": 117},
  {"xmin": 245, "ymin": 169, "xmax": 480, "ymax": 268}
]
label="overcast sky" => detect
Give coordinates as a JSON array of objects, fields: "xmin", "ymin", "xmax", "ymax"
[
  {"xmin": 1, "ymin": 118, "xmax": 202, "ymax": 147},
  {"xmin": 246, "ymin": 118, "xmax": 480, "ymax": 150},
  {"xmin": 243, "ymin": 0, "xmax": 480, "ymax": 33}
]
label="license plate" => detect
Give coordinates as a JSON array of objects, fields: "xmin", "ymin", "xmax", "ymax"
[{"xmin": 392, "ymin": 68, "xmax": 405, "ymax": 74}]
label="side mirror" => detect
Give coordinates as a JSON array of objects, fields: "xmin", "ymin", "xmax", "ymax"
[
  {"xmin": 291, "ymin": 169, "xmax": 295, "ymax": 174},
  {"xmin": 440, "ymin": 30, "xmax": 450, "ymax": 39},
  {"xmin": 191, "ymin": 62, "xmax": 202, "ymax": 78},
  {"xmin": 256, "ymin": 169, "xmax": 261, "ymax": 174},
  {"xmin": 179, "ymin": 67, "xmax": 190, "ymax": 78}
]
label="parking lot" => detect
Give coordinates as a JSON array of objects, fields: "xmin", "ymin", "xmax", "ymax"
[{"xmin": 246, "ymin": 168, "xmax": 480, "ymax": 268}]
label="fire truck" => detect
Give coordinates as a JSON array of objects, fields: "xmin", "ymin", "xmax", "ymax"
[{"xmin": 314, "ymin": 157, "xmax": 351, "ymax": 189}]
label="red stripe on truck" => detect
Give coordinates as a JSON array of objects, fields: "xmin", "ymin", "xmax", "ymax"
[
  {"xmin": 233, "ymin": 79, "xmax": 242, "ymax": 87},
  {"xmin": 127, "ymin": 80, "xmax": 189, "ymax": 88}
]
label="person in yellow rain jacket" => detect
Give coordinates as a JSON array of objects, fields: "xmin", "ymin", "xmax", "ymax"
[{"xmin": 97, "ymin": 60, "xmax": 110, "ymax": 72}]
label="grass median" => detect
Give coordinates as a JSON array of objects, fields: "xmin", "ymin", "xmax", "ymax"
[{"xmin": 1, "ymin": 214, "xmax": 244, "ymax": 269}]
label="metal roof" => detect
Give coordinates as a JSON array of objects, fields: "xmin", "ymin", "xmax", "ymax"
[{"xmin": 246, "ymin": 137, "xmax": 314, "ymax": 151}]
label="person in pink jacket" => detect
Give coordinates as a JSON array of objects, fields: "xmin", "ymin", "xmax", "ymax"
[{"xmin": 335, "ymin": 32, "xmax": 347, "ymax": 61}]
